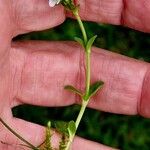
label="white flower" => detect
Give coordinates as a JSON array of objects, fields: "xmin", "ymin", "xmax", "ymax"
[{"xmin": 48, "ymin": 0, "xmax": 61, "ymax": 7}]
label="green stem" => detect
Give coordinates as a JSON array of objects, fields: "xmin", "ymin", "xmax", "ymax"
[
  {"xmin": 65, "ymin": 100, "xmax": 88, "ymax": 150},
  {"xmin": 85, "ymin": 50, "xmax": 91, "ymax": 97},
  {"xmin": 0, "ymin": 117, "xmax": 38, "ymax": 150},
  {"xmin": 73, "ymin": 10, "xmax": 88, "ymax": 44},
  {"xmin": 65, "ymin": 49, "xmax": 91, "ymax": 150},
  {"xmin": 75, "ymin": 100, "xmax": 88, "ymax": 130},
  {"xmin": 73, "ymin": 9, "xmax": 91, "ymax": 97},
  {"xmin": 65, "ymin": 10, "xmax": 92, "ymax": 150}
]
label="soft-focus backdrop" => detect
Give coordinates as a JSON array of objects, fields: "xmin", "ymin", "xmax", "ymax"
[{"xmin": 13, "ymin": 19, "xmax": 150, "ymax": 150}]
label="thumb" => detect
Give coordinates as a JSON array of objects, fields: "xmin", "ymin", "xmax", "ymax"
[{"xmin": 12, "ymin": 0, "xmax": 66, "ymax": 35}]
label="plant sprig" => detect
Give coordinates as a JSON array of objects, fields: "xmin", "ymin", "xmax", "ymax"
[
  {"xmin": 58, "ymin": 0, "xmax": 104, "ymax": 150},
  {"xmin": 0, "ymin": 1, "xmax": 104, "ymax": 150}
]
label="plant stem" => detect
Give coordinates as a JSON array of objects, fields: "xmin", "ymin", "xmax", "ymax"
[
  {"xmin": 85, "ymin": 50, "xmax": 91, "ymax": 97},
  {"xmin": 65, "ymin": 100, "xmax": 88, "ymax": 150},
  {"xmin": 73, "ymin": 10, "xmax": 88, "ymax": 44},
  {"xmin": 65, "ymin": 48, "xmax": 91, "ymax": 150},
  {"xmin": 65, "ymin": 9, "xmax": 92, "ymax": 150},
  {"xmin": 0, "ymin": 117, "xmax": 38, "ymax": 150},
  {"xmin": 75, "ymin": 100, "xmax": 88, "ymax": 128},
  {"xmin": 73, "ymin": 9, "xmax": 91, "ymax": 98}
]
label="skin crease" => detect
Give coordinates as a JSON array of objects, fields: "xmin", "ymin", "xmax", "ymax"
[{"xmin": 0, "ymin": 0, "xmax": 149, "ymax": 149}]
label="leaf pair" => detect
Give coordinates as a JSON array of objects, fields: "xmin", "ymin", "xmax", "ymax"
[
  {"xmin": 64, "ymin": 80, "xmax": 104, "ymax": 101},
  {"xmin": 55, "ymin": 121, "xmax": 76, "ymax": 150},
  {"xmin": 55, "ymin": 121, "xmax": 76, "ymax": 137},
  {"xmin": 75, "ymin": 35, "xmax": 97, "ymax": 52}
]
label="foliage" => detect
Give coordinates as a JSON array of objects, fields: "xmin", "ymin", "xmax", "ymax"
[{"xmin": 13, "ymin": 18, "xmax": 150, "ymax": 150}]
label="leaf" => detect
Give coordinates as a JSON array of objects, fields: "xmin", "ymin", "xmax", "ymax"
[
  {"xmin": 74, "ymin": 37, "xmax": 85, "ymax": 48},
  {"xmin": 67, "ymin": 121, "xmax": 76, "ymax": 137},
  {"xmin": 64, "ymin": 85, "xmax": 82, "ymax": 96},
  {"xmin": 45, "ymin": 121, "xmax": 52, "ymax": 150},
  {"xmin": 47, "ymin": 121, "xmax": 51, "ymax": 128},
  {"xmin": 55, "ymin": 121, "xmax": 69, "ymax": 135},
  {"xmin": 83, "ymin": 81, "xmax": 104, "ymax": 101},
  {"xmin": 86, "ymin": 35, "xmax": 97, "ymax": 52},
  {"xmin": 59, "ymin": 134, "xmax": 69, "ymax": 150},
  {"xmin": 89, "ymin": 81, "xmax": 104, "ymax": 98}
]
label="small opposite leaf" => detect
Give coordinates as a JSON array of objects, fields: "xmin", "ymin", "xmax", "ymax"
[
  {"xmin": 67, "ymin": 121, "xmax": 76, "ymax": 137},
  {"xmin": 44, "ymin": 121, "xmax": 53, "ymax": 150},
  {"xmin": 64, "ymin": 85, "xmax": 82, "ymax": 96},
  {"xmin": 86, "ymin": 35, "xmax": 97, "ymax": 52},
  {"xmin": 88, "ymin": 81, "xmax": 104, "ymax": 99},
  {"xmin": 59, "ymin": 134, "xmax": 69, "ymax": 150},
  {"xmin": 74, "ymin": 37, "xmax": 85, "ymax": 48},
  {"xmin": 47, "ymin": 121, "xmax": 51, "ymax": 128},
  {"xmin": 55, "ymin": 121, "xmax": 69, "ymax": 135}
]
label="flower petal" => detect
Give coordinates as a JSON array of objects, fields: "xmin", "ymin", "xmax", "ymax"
[{"xmin": 48, "ymin": 0, "xmax": 57, "ymax": 7}]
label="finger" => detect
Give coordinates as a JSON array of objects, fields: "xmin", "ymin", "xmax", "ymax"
[
  {"xmin": 0, "ymin": 116, "xmax": 117, "ymax": 150},
  {"xmin": 72, "ymin": 137, "xmax": 117, "ymax": 150},
  {"xmin": 73, "ymin": 0, "xmax": 150, "ymax": 32},
  {"xmin": 11, "ymin": 0, "xmax": 65, "ymax": 35},
  {"xmin": 0, "ymin": 1, "xmax": 12, "ymax": 56},
  {"xmin": 10, "ymin": 41, "xmax": 149, "ymax": 116}
]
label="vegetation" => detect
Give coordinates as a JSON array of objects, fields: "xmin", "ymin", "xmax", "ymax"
[{"xmin": 13, "ymin": 12, "xmax": 150, "ymax": 150}]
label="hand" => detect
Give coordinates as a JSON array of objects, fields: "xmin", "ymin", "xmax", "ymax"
[{"xmin": 0, "ymin": 0, "xmax": 150, "ymax": 150}]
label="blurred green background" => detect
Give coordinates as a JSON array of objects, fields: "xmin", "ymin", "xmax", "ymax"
[{"xmin": 13, "ymin": 19, "xmax": 150, "ymax": 150}]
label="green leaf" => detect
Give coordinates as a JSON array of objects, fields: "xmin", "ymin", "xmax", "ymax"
[
  {"xmin": 47, "ymin": 121, "xmax": 51, "ymax": 128},
  {"xmin": 89, "ymin": 81, "xmax": 104, "ymax": 98},
  {"xmin": 67, "ymin": 121, "xmax": 76, "ymax": 137},
  {"xmin": 45, "ymin": 121, "xmax": 52, "ymax": 150},
  {"xmin": 59, "ymin": 134, "xmax": 69, "ymax": 150},
  {"xmin": 55, "ymin": 121, "xmax": 76, "ymax": 138},
  {"xmin": 55, "ymin": 121, "xmax": 69, "ymax": 135},
  {"xmin": 83, "ymin": 81, "xmax": 104, "ymax": 101},
  {"xmin": 74, "ymin": 37, "xmax": 85, "ymax": 48},
  {"xmin": 86, "ymin": 35, "xmax": 97, "ymax": 52},
  {"xmin": 64, "ymin": 85, "xmax": 82, "ymax": 96}
]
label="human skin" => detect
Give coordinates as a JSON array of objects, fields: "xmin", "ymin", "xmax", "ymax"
[{"xmin": 0, "ymin": 0, "xmax": 150, "ymax": 149}]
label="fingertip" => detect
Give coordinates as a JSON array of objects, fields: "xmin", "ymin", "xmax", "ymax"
[
  {"xmin": 139, "ymin": 65, "xmax": 150, "ymax": 118},
  {"xmin": 13, "ymin": 0, "xmax": 66, "ymax": 35},
  {"xmin": 69, "ymin": 0, "xmax": 123, "ymax": 25}
]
